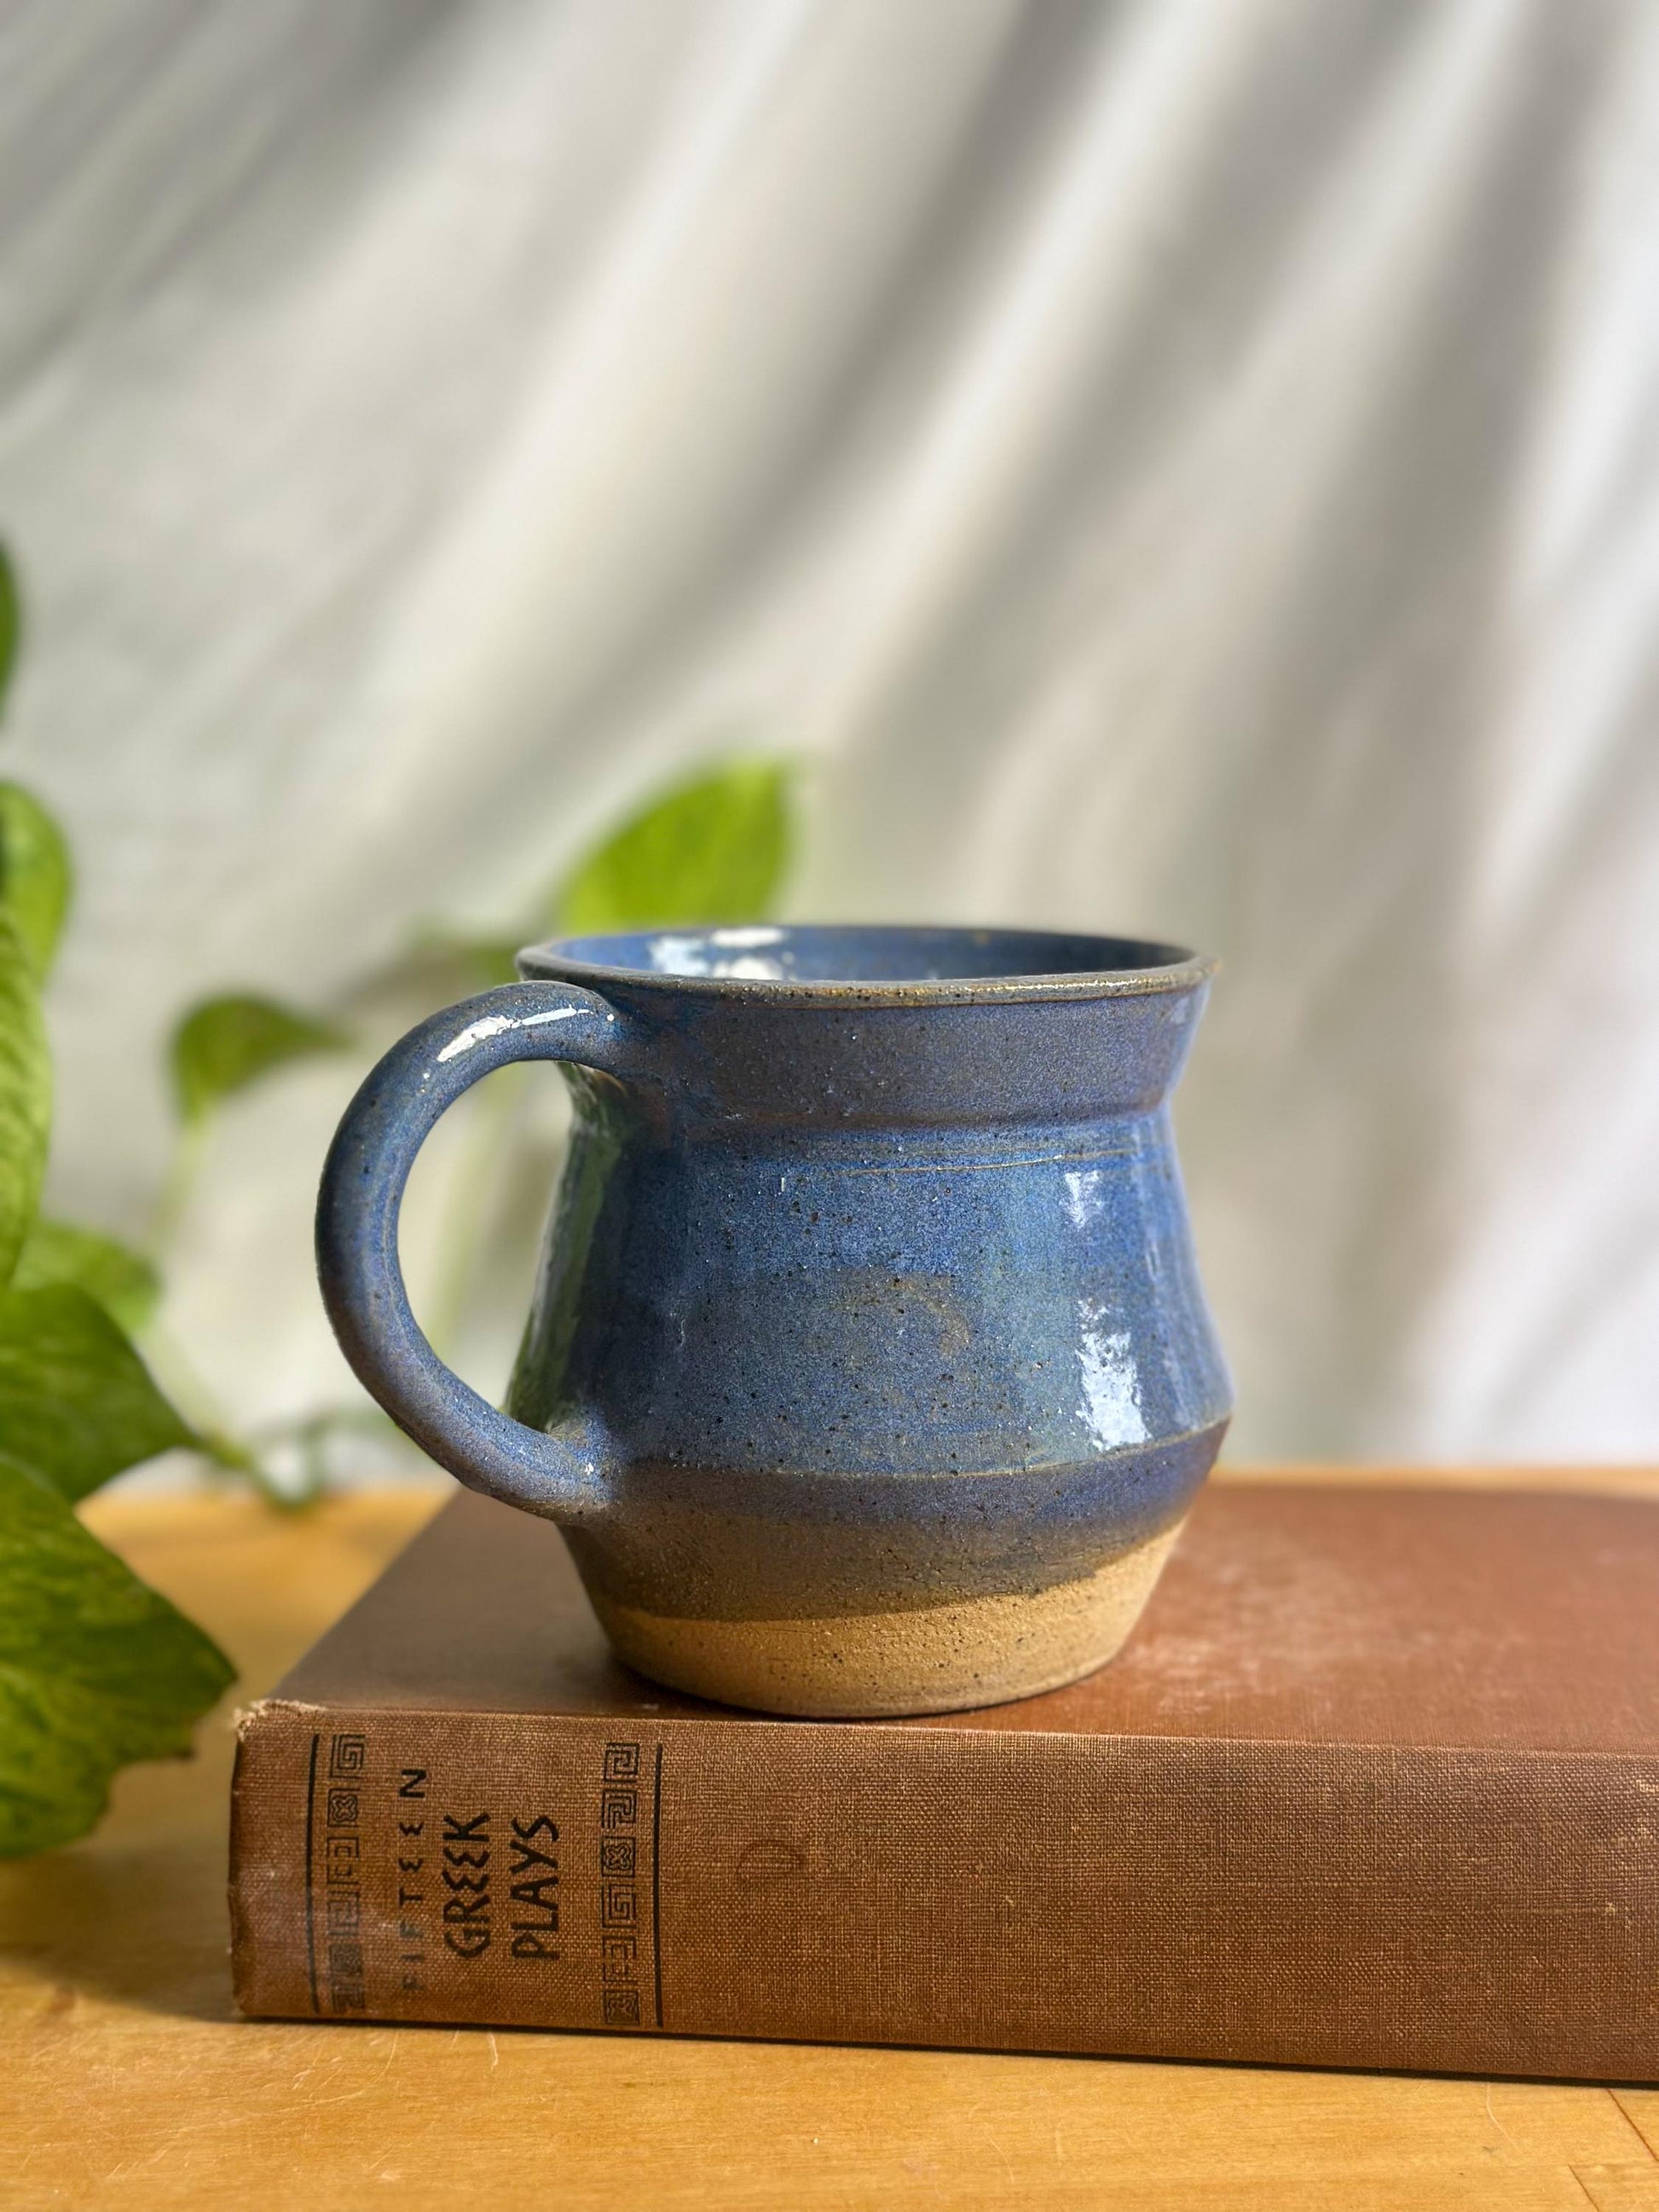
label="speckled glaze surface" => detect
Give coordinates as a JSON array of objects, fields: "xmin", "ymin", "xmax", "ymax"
[{"xmin": 316, "ymin": 925, "xmax": 1231, "ymax": 1716}]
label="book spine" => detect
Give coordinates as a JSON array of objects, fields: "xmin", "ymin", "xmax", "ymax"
[{"xmin": 229, "ymin": 1701, "xmax": 1659, "ymax": 2080}]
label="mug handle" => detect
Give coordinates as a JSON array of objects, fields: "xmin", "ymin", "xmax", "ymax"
[{"xmin": 315, "ymin": 980, "xmax": 646, "ymax": 1522}]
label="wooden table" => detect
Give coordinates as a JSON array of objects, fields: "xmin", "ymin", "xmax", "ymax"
[{"xmin": 4, "ymin": 1470, "xmax": 1658, "ymax": 2211}]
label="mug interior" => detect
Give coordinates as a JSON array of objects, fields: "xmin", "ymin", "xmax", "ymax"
[{"xmin": 520, "ymin": 923, "xmax": 1202, "ymax": 989}]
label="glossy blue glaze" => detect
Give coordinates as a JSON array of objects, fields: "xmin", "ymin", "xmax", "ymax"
[{"xmin": 316, "ymin": 925, "xmax": 1230, "ymax": 1699}]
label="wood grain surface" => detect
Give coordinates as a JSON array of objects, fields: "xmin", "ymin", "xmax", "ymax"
[{"xmin": 3, "ymin": 1470, "xmax": 1656, "ymax": 2211}]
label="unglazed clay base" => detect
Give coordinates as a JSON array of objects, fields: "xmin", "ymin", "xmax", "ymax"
[{"xmin": 592, "ymin": 1521, "xmax": 1185, "ymax": 1718}]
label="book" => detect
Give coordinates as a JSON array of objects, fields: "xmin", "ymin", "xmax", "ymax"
[{"xmin": 230, "ymin": 1480, "xmax": 1659, "ymax": 2081}]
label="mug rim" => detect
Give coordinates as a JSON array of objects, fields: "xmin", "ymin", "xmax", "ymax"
[{"xmin": 517, "ymin": 922, "xmax": 1215, "ymax": 1003}]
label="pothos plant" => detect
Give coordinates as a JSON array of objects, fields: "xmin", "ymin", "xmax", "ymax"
[
  {"xmin": 0, "ymin": 542, "xmax": 794, "ymax": 1857},
  {"xmin": 0, "ymin": 550, "xmax": 234, "ymax": 1857}
]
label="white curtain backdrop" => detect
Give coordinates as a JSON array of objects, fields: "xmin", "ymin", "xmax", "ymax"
[{"xmin": 3, "ymin": 0, "xmax": 1657, "ymax": 1465}]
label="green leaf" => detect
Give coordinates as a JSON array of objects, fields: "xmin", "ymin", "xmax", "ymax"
[
  {"xmin": 0, "ymin": 1284, "xmax": 195, "ymax": 1503},
  {"xmin": 0, "ymin": 912, "xmax": 49, "ymax": 1283},
  {"xmin": 553, "ymin": 759, "xmax": 794, "ymax": 933},
  {"xmin": 0, "ymin": 1457, "xmax": 233, "ymax": 1856},
  {"xmin": 0, "ymin": 783, "xmax": 72, "ymax": 980},
  {"xmin": 12, "ymin": 1220, "xmax": 159, "ymax": 1334},
  {"xmin": 448, "ymin": 941, "xmax": 520, "ymax": 988},
  {"xmin": 0, "ymin": 547, "xmax": 19, "ymax": 723},
  {"xmin": 170, "ymin": 994, "xmax": 349, "ymax": 1127},
  {"xmin": 408, "ymin": 930, "xmax": 522, "ymax": 990}
]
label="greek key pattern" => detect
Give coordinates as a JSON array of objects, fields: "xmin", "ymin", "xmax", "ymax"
[
  {"xmin": 322, "ymin": 1732, "xmax": 367, "ymax": 2013},
  {"xmin": 598, "ymin": 1742, "xmax": 641, "ymax": 2024}
]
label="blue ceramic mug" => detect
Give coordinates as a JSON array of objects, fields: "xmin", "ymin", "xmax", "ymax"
[{"xmin": 317, "ymin": 925, "xmax": 1230, "ymax": 1715}]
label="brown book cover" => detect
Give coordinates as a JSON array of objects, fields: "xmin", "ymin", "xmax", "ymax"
[{"xmin": 229, "ymin": 1481, "xmax": 1659, "ymax": 2080}]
